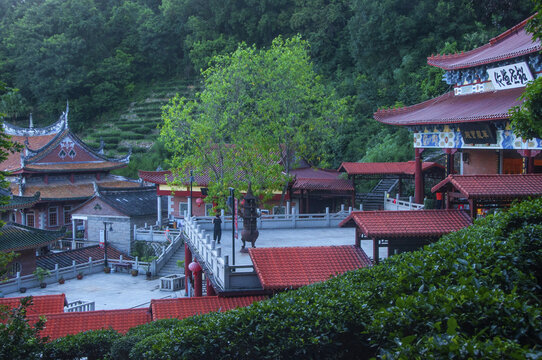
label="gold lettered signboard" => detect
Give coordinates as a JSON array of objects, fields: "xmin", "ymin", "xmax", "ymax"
[{"xmin": 460, "ymin": 123, "xmax": 497, "ymax": 145}]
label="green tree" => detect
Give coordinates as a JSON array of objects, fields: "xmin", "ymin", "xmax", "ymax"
[
  {"xmin": 510, "ymin": 3, "xmax": 542, "ymax": 139},
  {"xmin": 160, "ymin": 36, "xmax": 348, "ymax": 206}
]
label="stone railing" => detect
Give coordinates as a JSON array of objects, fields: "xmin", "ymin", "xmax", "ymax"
[
  {"xmin": 152, "ymin": 231, "xmax": 184, "ymax": 276},
  {"xmin": 383, "ymin": 192, "xmax": 424, "ymax": 211},
  {"xmin": 65, "ymin": 300, "xmax": 95, "ymax": 312}
]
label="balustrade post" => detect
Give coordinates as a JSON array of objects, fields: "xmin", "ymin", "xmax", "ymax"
[
  {"xmin": 54, "ymin": 264, "xmax": 59, "ymax": 280},
  {"xmin": 286, "ymin": 201, "xmax": 291, "ymax": 215},
  {"xmin": 348, "ymin": 206, "xmax": 352, "ymax": 213},
  {"xmin": 16, "ymin": 272, "xmax": 21, "ymax": 290},
  {"xmin": 135, "ymin": 256, "xmax": 139, "ymax": 269},
  {"xmin": 292, "ymin": 208, "xmax": 296, "ymax": 228},
  {"xmin": 223, "ymin": 255, "xmax": 230, "ymax": 290},
  {"xmin": 326, "ymin": 207, "xmax": 330, "ymax": 227},
  {"xmin": 72, "ymin": 260, "xmax": 77, "ymax": 276},
  {"xmin": 89, "ymin": 257, "xmax": 92, "ymax": 272},
  {"xmin": 341, "ymin": 204, "xmax": 345, "ymax": 212}
]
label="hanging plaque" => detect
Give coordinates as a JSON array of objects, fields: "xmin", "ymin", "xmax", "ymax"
[
  {"xmin": 488, "ymin": 62, "xmax": 533, "ymax": 90},
  {"xmin": 460, "ymin": 123, "xmax": 497, "ymax": 145}
]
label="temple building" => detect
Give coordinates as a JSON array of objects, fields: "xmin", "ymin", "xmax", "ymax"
[
  {"xmin": 374, "ymin": 16, "xmax": 542, "ymax": 204},
  {"xmin": 1, "ymin": 106, "xmax": 138, "ymax": 230}
]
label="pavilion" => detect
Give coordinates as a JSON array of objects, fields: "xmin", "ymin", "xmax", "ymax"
[
  {"xmin": 374, "ymin": 16, "xmax": 542, "ymax": 205},
  {"xmin": 339, "ymin": 210, "xmax": 472, "ymax": 263},
  {"xmin": 431, "ymin": 173, "xmax": 542, "ymax": 218}
]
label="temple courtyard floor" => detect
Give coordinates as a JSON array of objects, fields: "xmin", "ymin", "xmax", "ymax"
[{"xmin": 4, "ymin": 227, "xmax": 385, "ymax": 309}]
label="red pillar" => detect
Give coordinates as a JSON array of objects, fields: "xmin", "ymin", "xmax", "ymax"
[
  {"xmin": 184, "ymin": 243, "xmax": 192, "ymax": 296},
  {"xmin": 414, "ymin": 148, "xmax": 425, "ymax": 204},
  {"xmin": 194, "ymin": 270, "xmax": 202, "ymax": 297},
  {"xmin": 206, "ymin": 278, "xmax": 216, "ymax": 296}
]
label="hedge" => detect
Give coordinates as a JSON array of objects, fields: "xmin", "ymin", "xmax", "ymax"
[{"xmin": 44, "ymin": 199, "xmax": 542, "ymax": 359}]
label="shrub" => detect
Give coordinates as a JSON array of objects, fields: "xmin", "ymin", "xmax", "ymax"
[
  {"xmin": 122, "ymin": 199, "xmax": 542, "ymax": 359},
  {"xmin": 43, "ymin": 329, "xmax": 121, "ymax": 360}
]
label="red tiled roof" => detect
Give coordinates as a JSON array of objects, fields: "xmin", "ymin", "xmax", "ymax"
[
  {"xmin": 151, "ymin": 295, "xmax": 267, "ymax": 320},
  {"xmin": 427, "ymin": 16, "xmax": 540, "ymax": 70},
  {"xmin": 23, "ymin": 161, "xmax": 127, "ymax": 172},
  {"xmin": 374, "ymin": 88, "xmax": 524, "ymax": 126},
  {"xmin": 1, "ymin": 134, "xmax": 56, "ymax": 172},
  {"xmin": 0, "ymin": 294, "xmax": 66, "ymax": 316},
  {"xmin": 290, "ymin": 167, "xmax": 343, "ymax": 179},
  {"xmin": 10, "ymin": 179, "xmax": 139, "ymax": 200},
  {"xmin": 138, "ymin": 170, "xmax": 210, "ymax": 186},
  {"xmin": 248, "ymin": 246, "xmax": 372, "ymax": 290},
  {"xmin": 28, "ymin": 308, "xmax": 151, "ymax": 340},
  {"xmin": 432, "ymin": 174, "xmax": 542, "ymax": 199},
  {"xmin": 338, "ymin": 161, "xmax": 444, "ymax": 176},
  {"xmin": 292, "ymin": 178, "xmax": 354, "ymax": 192},
  {"xmin": 339, "ymin": 210, "xmax": 472, "ymax": 238}
]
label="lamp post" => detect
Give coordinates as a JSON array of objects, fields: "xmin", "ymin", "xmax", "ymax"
[
  {"xmin": 103, "ymin": 222, "xmax": 113, "ymax": 268},
  {"xmin": 189, "ymin": 170, "xmax": 194, "ymax": 218},
  {"xmin": 229, "ymin": 187, "xmax": 235, "ymax": 265}
]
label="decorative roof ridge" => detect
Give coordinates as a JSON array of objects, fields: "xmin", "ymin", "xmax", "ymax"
[
  {"xmin": 3, "ymin": 109, "xmax": 68, "ymax": 137},
  {"xmin": 138, "ymin": 170, "xmax": 173, "ymax": 176},
  {"xmin": 375, "ymin": 91, "xmax": 454, "ymax": 117},
  {"xmin": 489, "ymin": 14, "xmax": 535, "ymax": 45},
  {"xmin": 427, "ymin": 14, "xmax": 540, "ymax": 70},
  {"xmin": 63, "ymin": 130, "xmax": 132, "ymax": 164},
  {"xmin": 97, "ymin": 185, "xmax": 156, "ymax": 193}
]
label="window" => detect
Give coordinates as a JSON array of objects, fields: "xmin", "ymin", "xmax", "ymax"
[
  {"xmin": 26, "ymin": 212, "xmax": 35, "ymax": 228},
  {"xmin": 49, "ymin": 207, "xmax": 58, "ymax": 227},
  {"xmin": 9, "ymin": 262, "xmax": 21, "ymax": 276},
  {"xmin": 63, "ymin": 206, "xmax": 71, "ymax": 225},
  {"xmin": 205, "ymin": 203, "xmax": 214, "ymax": 216},
  {"xmin": 179, "ymin": 202, "xmax": 189, "ymax": 217}
]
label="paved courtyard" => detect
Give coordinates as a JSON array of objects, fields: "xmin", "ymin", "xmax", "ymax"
[{"xmin": 4, "ymin": 227, "xmax": 384, "ymax": 310}]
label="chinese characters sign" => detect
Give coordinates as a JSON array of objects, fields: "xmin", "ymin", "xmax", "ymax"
[
  {"xmin": 488, "ymin": 62, "xmax": 533, "ymax": 90},
  {"xmin": 460, "ymin": 123, "xmax": 497, "ymax": 144}
]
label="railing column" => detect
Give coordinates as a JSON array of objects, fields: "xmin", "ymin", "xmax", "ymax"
[
  {"xmin": 223, "ymin": 255, "xmax": 230, "ymax": 290},
  {"xmin": 286, "ymin": 201, "xmax": 291, "ymax": 215},
  {"xmin": 54, "ymin": 264, "xmax": 59, "ymax": 280},
  {"xmin": 292, "ymin": 208, "xmax": 296, "ymax": 228},
  {"xmin": 16, "ymin": 272, "xmax": 21, "ymax": 290},
  {"xmin": 89, "ymin": 257, "xmax": 92, "ymax": 272},
  {"xmin": 326, "ymin": 207, "xmax": 330, "ymax": 227},
  {"xmin": 72, "ymin": 260, "xmax": 77, "ymax": 276}
]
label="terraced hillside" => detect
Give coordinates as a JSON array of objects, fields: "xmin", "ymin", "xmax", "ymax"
[{"xmin": 82, "ymin": 79, "xmax": 200, "ymax": 158}]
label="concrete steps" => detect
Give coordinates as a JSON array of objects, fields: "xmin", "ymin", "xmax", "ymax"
[
  {"xmin": 362, "ymin": 178, "xmax": 399, "ymax": 211},
  {"xmin": 158, "ymin": 245, "xmax": 185, "ymax": 277}
]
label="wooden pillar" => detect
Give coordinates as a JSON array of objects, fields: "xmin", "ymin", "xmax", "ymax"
[
  {"xmin": 414, "ymin": 148, "xmax": 425, "ymax": 204},
  {"xmin": 305, "ymin": 190, "xmax": 310, "ymax": 213},
  {"xmin": 184, "ymin": 243, "xmax": 192, "ymax": 296},
  {"xmin": 469, "ymin": 199, "xmax": 475, "ymax": 219},
  {"xmin": 206, "ymin": 278, "xmax": 216, "ymax": 296},
  {"xmin": 194, "ymin": 269, "xmax": 202, "ymax": 297}
]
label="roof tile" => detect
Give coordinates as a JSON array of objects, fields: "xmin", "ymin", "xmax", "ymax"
[
  {"xmin": 427, "ymin": 16, "xmax": 540, "ymax": 70},
  {"xmin": 248, "ymin": 246, "xmax": 372, "ymax": 290},
  {"xmin": 373, "ymin": 88, "xmax": 524, "ymax": 126},
  {"xmin": 432, "ymin": 174, "xmax": 542, "ymax": 198},
  {"xmin": 0, "ymin": 294, "xmax": 66, "ymax": 316},
  {"xmin": 0, "ymin": 223, "xmax": 65, "ymax": 252},
  {"xmin": 28, "ymin": 308, "xmax": 151, "ymax": 340},
  {"xmin": 151, "ymin": 295, "xmax": 267, "ymax": 320},
  {"xmin": 340, "ymin": 210, "xmax": 472, "ymax": 238}
]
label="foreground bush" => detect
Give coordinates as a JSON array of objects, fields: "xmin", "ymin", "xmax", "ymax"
[{"xmin": 45, "ymin": 199, "xmax": 542, "ymax": 359}]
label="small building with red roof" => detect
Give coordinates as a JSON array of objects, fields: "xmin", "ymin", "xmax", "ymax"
[
  {"xmin": 340, "ymin": 210, "xmax": 472, "ymax": 263},
  {"xmin": 432, "ymin": 173, "xmax": 542, "ymax": 217},
  {"xmin": 373, "ymin": 16, "xmax": 542, "ymax": 205},
  {"xmin": 248, "ymin": 245, "xmax": 372, "ymax": 290}
]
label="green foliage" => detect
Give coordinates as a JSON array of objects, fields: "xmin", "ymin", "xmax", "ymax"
[
  {"xmin": 0, "ymin": 297, "xmax": 47, "ymax": 360},
  {"xmin": 32, "ymin": 267, "xmax": 50, "ymax": 283},
  {"xmin": 104, "ymin": 198, "xmax": 542, "ymax": 359},
  {"xmin": 161, "ymin": 35, "xmax": 349, "ymax": 207},
  {"xmin": 43, "ymin": 329, "xmax": 121, "ymax": 360},
  {"xmin": 361, "ymin": 128, "xmax": 413, "ymax": 163},
  {"xmin": 510, "ymin": 72, "xmax": 542, "ymax": 140}
]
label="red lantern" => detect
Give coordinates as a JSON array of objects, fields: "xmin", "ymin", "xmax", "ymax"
[
  {"xmin": 188, "ymin": 261, "xmax": 202, "ymax": 273},
  {"xmin": 196, "ymin": 198, "xmax": 204, "ymax": 207}
]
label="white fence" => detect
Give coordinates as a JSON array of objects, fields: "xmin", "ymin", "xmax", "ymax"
[
  {"xmin": 383, "ymin": 192, "xmax": 424, "ymax": 211},
  {"xmin": 65, "ymin": 300, "xmax": 95, "ymax": 312},
  {"xmin": 0, "ymin": 256, "xmax": 150, "ymax": 295}
]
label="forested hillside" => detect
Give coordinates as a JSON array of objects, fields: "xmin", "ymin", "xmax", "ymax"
[{"xmin": 0, "ymin": 0, "xmax": 533, "ymax": 170}]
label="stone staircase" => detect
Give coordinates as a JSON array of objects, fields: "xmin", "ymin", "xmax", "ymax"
[
  {"xmin": 362, "ymin": 178, "xmax": 399, "ymax": 211},
  {"xmin": 158, "ymin": 245, "xmax": 185, "ymax": 277}
]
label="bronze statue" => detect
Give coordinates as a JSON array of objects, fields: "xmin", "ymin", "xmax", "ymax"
[{"xmin": 240, "ymin": 182, "xmax": 260, "ymax": 251}]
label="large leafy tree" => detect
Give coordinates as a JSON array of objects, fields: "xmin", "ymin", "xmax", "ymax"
[{"xmin": 160, "ymin": 36, "xmax": 348, "ymax": 206}]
